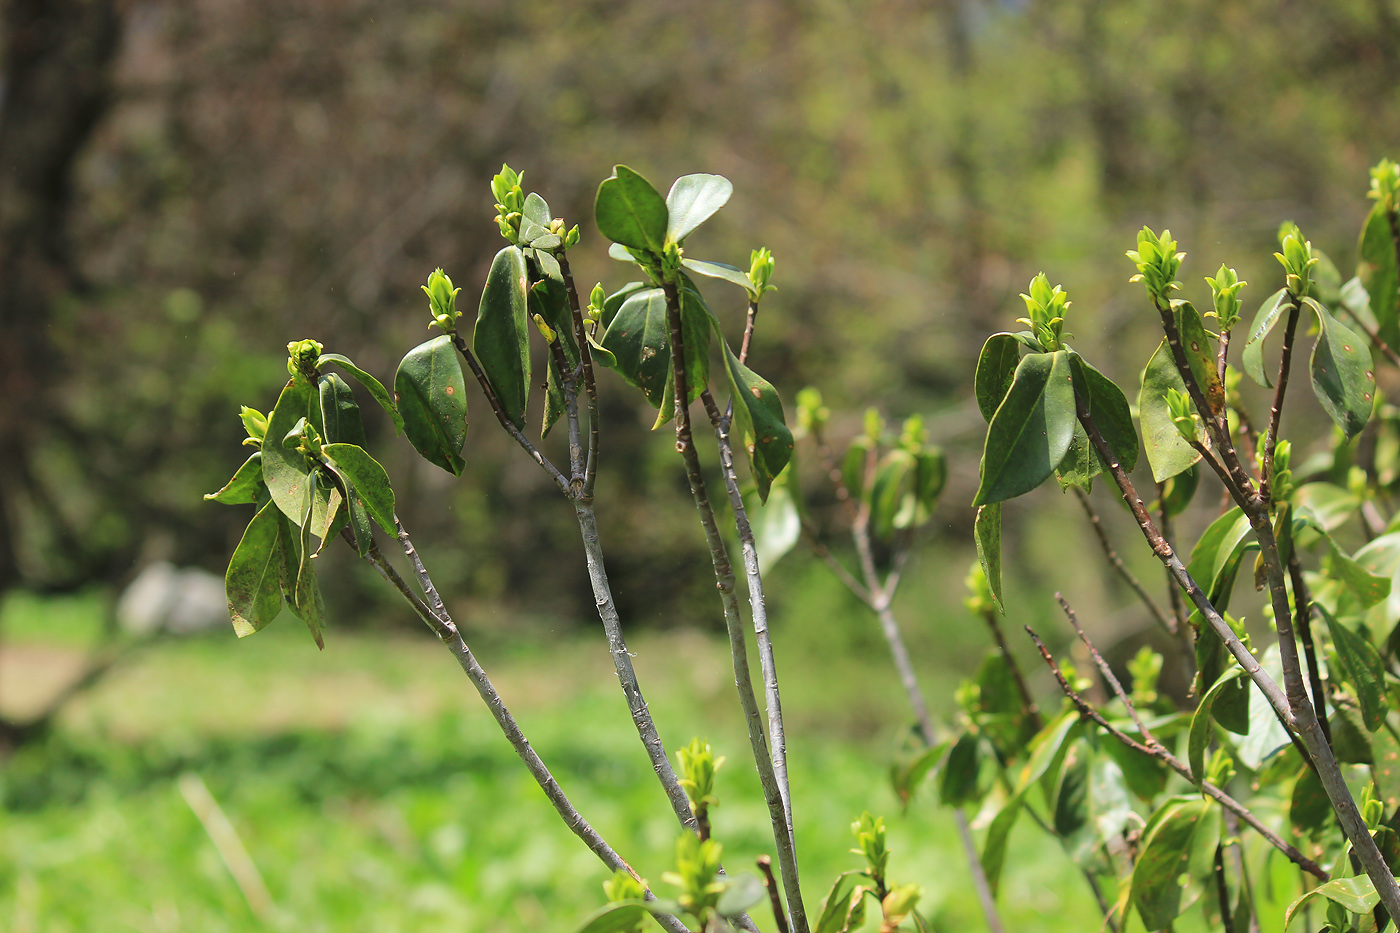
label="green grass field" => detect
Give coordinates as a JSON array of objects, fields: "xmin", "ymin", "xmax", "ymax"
[{"xmin": 0, "ymin": 581, "xmax": 1100, "ymax": 932}]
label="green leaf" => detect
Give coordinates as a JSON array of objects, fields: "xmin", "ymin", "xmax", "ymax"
[
  {"xmin": 1156, "ymin": 464, "xmax": 1199, "ymax": 518},
  {"xmin": 1323, "ymin": 533, "xmax": 1392, "ymax": 610},
  {"xmin": 1103, "ymin": 738, "xmax": 1168, "ymax": 800},
  {"xmin": 1372, "ymin": 722, "xmax": 1400, "ymax": 810},
  {"xmin": 602, "ymin": 288, "xmax": 671, "ymax": 407},
  {"xmin": 1054, "ymin": 421, "xmax": 1098, "ymax": 492},
  {"xmin": 890, "ymin": 739, "xmax": 948, "ymax": 807},
  {"xmin": 319, "ymin": 372, "xmax": 367, "ymax": 448},
  {"xmin": 571, "ymin": 901, "xmax": 651, "ymax": 933},
  {"xmin": 972, "ymin": 350, "xmax": 1076, "ymax": 506},
  {"xmin": 1131, "ymin": 796, "xmax": 1219, "ymax": 930},
  {"xmin": 473, "ymin": 246, "xmax": 531, "ymax": 428},
  {"xmin": 225, "ymin": 501, "xmax": 285, "ymax": 637},
  {"xmin": 1193, "ymin": 624, "xmax": 1250, "ymax": 734},
  {"xmin": 870, "ymin": 448, "xmax": 914, "ymax": 539},
  {"xmin": 521, "ymin": 191, "xmax": 551, "ymax": 232},
  {"xmin": 1236, "ymin": 646, "xmax": 1292, "ymax": 769},
  {"xmin": 395, "ymin": 335, "xmax": 467, "ymax": 476},
  {"xmin": 607, "ymin": 242, "xmax": 638, "ymax": 264},
  {"xmin": 743, "ymin": 474, "xmax": 800, "ymax": 573},
  {"xmin": 1321, "ymin": 603, "xmax": 1388, "ymax": 731},
  {"xmin": 321, "ymin": 444, "xmax": 396, "ymax": 536},
  {"xmin": 1060, "ymin": 748, "xmax": 1132, "ymax": 866},
  {"xmin": 719, "ymin": 336, "xmax": 793, "ymax": 501},
  {"xmin": 205, "ymin": 452, "xmax": 264, "ymax": 505},
  {"xmin": 277, "ymin": 508, "xmax": 325, "ymax": 649},
  {"xmin": 531, "ymin": 275, "xmax": 578, "ymax": 440},
  {"xmin": 601, "ymin": 282, "xmax": 646, "ymax": 329},
  {"xmin": 715, "ymin": 873, "xmax": 765, "ymax": 917},
  {"xmin": 680, "ymin": 257, "xmax": 750, "ymax": 291},
  {"xmin": 814, "ymin": 871, "xmax": 867, "ymax": 933},
  {"xmin": 1172, "ymin": 300, "xmax": 1226, "ymax": 416},
  {"xmin": 1069, "ymin": 354, "xmax": 1138, "ymax": 471},
  {"xmin": 316, "ymin": 353, "xmax": 404, "ymax": 434},
  {"xmin": 1285, "ymin": 877, "xmax": 1382, "ymax": 930},
  {"xmin": 1242, "ymin": 287, "xmax": 1293, "ymax": 388},
  {"xmin": 1289, "ymin": 765, "xmax": 1331, "ymax": 841},
  {"xmin": 665, "ymin": 173, "xmax": 733, "ymax": 243},
  {"xmin": 1305, "ymin": 296, "xmax": 1376, "ymax": 440},
  {"xmin": 975, "ymin": 333, "xmax": 1021, "ymax": 422},
  {"xmin": 937, "ymin": 731, "xmax": 984, "ymax": 806},
  {"xmin": 974, "ymin": 503, "xmax": 1002, "ymax": 612},
  {"xmin": 1140, "ymin": 339, "xmax": 1204, "ymax": 482},
  {"xmin": 1359, "ymin": 201, "xmax": 1399, "ymax": 348},
  {"xmin": 1187, "ymin": 507, "xmax": 1252, "ymax": 605},
  {"xmin": 1188, "ymin": 668, "xmax": 1247, "ymax": 787},
  {"xmin": 262, "ymin": 379, "xmax": 332, "ymax": 528},
  {"xmin": 981, "ymin": 796, "xmax": 1022, "ymax": 896},
  {"xmin": 1314, "ymin": 248, "xmax": 1344, "ymax": 309},
  {"xmin": 1295, "ymin": 481, "xmax": 1364, "ymax": 531},
  {"xmin": 595, "ymin": 165, "xmax": 668, "ymax": 255}
]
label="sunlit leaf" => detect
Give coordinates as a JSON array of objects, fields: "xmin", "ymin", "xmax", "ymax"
[
  {"xmin": 473, "ymin": 246, "xmax": 531, "ymax": 428},
  {"xmin": 972, "ymin": 350, "xmax": 1076, "ymax": 506},
  {"xmin": 595, "ymin": 165, "xmax": 668, "ymax": 255},
  {"xmin": 395, "ymin": 335, "xmax": 467, "ymax": 476}
]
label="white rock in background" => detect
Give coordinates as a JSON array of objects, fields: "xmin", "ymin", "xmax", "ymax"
[{"xmin": 117, "ymin": 561, "xmax": 228, "ymax": 635}]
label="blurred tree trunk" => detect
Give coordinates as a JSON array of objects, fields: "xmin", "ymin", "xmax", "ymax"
[{"xmin": 0, "ymin": 0, "xmax": 122, "ymax": 593}]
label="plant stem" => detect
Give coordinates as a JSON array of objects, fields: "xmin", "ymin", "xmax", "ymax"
[
  {"xmin": 547, "ymin": 334, "xmax": 586, "ymax": 487},
  {"xmin": 1287, "ymin": 551, "xmax": 1331, "ymax": 745},
  {"xmin": 1155, "ymin": 487, "xmax": 1190, "ymax": 635},
  {"xmin": 353, "ymin": 528, "xmax": 691, "ymax": 933},
  {"xmin": 1074, "ymin": 400, "xmax": 1400, "ymax": 914},
  {"xmin": 980, "ymin": 606, "xmax": 1041, "ymax": 732},
  {"xmin": 557, "ymin": 252, "xmax": 601, "ymax": 498},
  {"xmin": 662, "ymin": 280, "xmax": 807, "ymax": 933},
  {"xmin": 740, "ymin": 298, "xmax": 759, "ymax": 364},
  {"xmin": 701, "ymin": 389, "xmax": 795, "ymax": 851},
  {"xmin": 1260, "ymin": 301, "xmax": 1302, "ymax": 506},
  {"xmin": 1026, "ymin": 626, "xmax": 1327, "ymax": 880},
  {"xmin": 1071, "ymin": 486, "xmax": 1176, "ymax": 637},
  {"xmin": 757, "ymin": 856, "xmax": 791, "ymax": 933},
  {"xmin": 1338, "ymin": 301, "xmax": 1400, "ymax": 369}
]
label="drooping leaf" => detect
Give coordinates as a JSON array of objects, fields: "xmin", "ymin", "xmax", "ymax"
[
  {"xmin": 1055, "ymin": 420, "xmax": 1098, "ymax": 492},
  {"xmin": 276, "ymin": 507, "xmax": 325, "ymax": 649},
  {"xmin": 743, "ymin": 473, "xmax": 800, "ymax": 573},
  {"xmin": 719, "ymin": 336, "xmax": 793, "ymax": 501},
  {"xmin": 1241, "ymin": 287, "xmax": 1294, "ymax": 388},
  {"xmin": 1305, "ymin": 295, "xmax": 1376, "ymax": 440},
  {"xmin": 395, "ymin": 335, "xmax": 467, "ymax": 475},
  {"xmin": 1172, "ymin": 299, "xmax": 1226, "ymax": 416},
  {"xmin": 1187, "ymin": 507, "xmax": 1253, "ymax": 606},
  {"xmin": 595, "ymin": 165, "xmax": 668, "ymax": 255},
  {"xmin": 937, "ymin": 730, "xmax": 984, "ymax": 807},
  {"xmin": 602, "ymin": 288, "xmax": 671, "ymax": 407},
  {"xmin": 319, "ymin": 372, "xmax": 367, "ymax": 448},
  {"xmin": 1069, "ymin": 353, "xmax": 1139, "ymax": 471},
  {"xmin": 1321, "ymin": 603, "xmax": 1388, "ymax": 731},
  {"xmin": 473, "ymin": 246, "xmax": 531, "ymax": 428},
  {"xmin": 321, "ymin": 443, "xmax": 396, "ymax": 536},
  {"xmin": 225, "ymin": 500, "xmax": 285, "ymax": 637},
  {"xmin": 205, "ymin": 452, "xmax": 264, "ymax": 505},
  {"xmin": 316, "ymin": 353, "xmax": 404, "ymax": 434},
  {"xmin": 1284, "ymin": 877, "xmax": 1381, "ymax": 931},
  {"xmin": 1103, "ymin": 737, "xmax": 1169, "ymax": 800},
  {"xmin": 974, "ymin": 503, "xmax": 1002, "ymax": 612},
  {"xmin": 1056, "ymin": 745, "xmax": 1131, "ymax": 866},
  {"xmin": 1131, "ymin": 796, "xmax": 1219, "ymax": 930},
  {"xmin": 1188, "ymin": 668, "xmax": 1247, "ymax": 787},
  {"xmin": 531, "ymin": 275, "xmax": 579, "ymax": 440},
  {"xmin": 891, "ymin": 738, "xmax": 949, "ymax": 807},
  {"xmin": 665, "ymin": 173, "xmax": 733, "ymax": 243},
  {"xmin": 972, "ymin": 350, "xmax": 1076, "ymax": 506},
  {"xmin": 981, "ymin": 796, "xmax": 1022, "ymax": 896},
  {"xmin": 1139, "ymin": 339, "xmax": 1204, "ymax": 482},
  {"xmin": 680, "ymin": 257, "xmax": 750, "ymax": 291},
  {"xmin": 262, "ymin": 379, "xmax": 332, "ymax": 528},
  {"xmin": 1359, "ymin": 201, "xmax": 1400, "ymax": 348},
  {"xmin": 975, "ymin": 333, "xmax": 1021, "ymax": 422},
  {"xmin": 1323, "ymin": 533, "xmax": 1392, "ymax": 610}
]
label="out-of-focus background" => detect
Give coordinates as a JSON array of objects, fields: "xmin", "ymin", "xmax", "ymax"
[{"xmin": 2, "ymin": 0, "xmax": 1398, "ymax": 929}]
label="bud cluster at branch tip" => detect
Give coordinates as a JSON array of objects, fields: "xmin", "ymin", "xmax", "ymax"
[
  {"xmin": 1126, "ymin": 227, "xmax": 1184, "ymax": 304},
  {"xmin": 422, "ymin": 267, "xmax": 461, "ymax": 333},
  {"xmin": 1017, "ymin": 273, "xmax": 1070, "ymax": 351}
]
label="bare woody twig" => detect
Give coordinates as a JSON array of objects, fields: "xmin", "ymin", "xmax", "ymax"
[
  {"xmin": 663, "ymin": 280, "xmax": 807, "ymax": 933},
  {"xmin": 1071, "ymin": 486, "xmax": 1176, "ymax": 638},
  {"xmin": 556, "ymin": 252, "xmax": 602, "ymax": 498},
  {"xmin": 757, "ymin": 856, "xmax": 791, "ymax": 933},
  {"xmin": 351, "ymin": 526, "xmax": 691, "ymax": 933},
  {"xmin": 1025, "ymin": 625, "xmax": 1326, "ymax": 880},
  {"xmin": 1260, "ymin": 302, "xmax": 1302, "ymax": 506}
]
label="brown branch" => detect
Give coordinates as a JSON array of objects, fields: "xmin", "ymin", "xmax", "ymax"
[
  {"xmin": 1025, "ymin": 626, "xmax": 1327, "ymax": 880},
  {"xmin": 740, "ymin": 298, "xmax": 760, "ymax": 365},
  {"xmin": 1287, "ymin": 551, "xmax": 1331, "ymax": 745},
  {"xmin": 556, "ymin": 251, "xmax": 602, "ymax": 498},
  {"xmin": 982, "ymin": 606, "xmax": 1042, "ymax": 733},
  {"xmin": 1072, "ymin": 486, "xmax": 1177, "ymax": 637},
  {"xmin": 1338, "ymin": 302, "xmax": 1400, "ymax": 370},
  {"xmin": 757, "ymin": 856, "xmax": 791, "ymax": 933},
  {"xmin": 1260, "ymin": 301, "xmax": 1302, "ymax": 506}
]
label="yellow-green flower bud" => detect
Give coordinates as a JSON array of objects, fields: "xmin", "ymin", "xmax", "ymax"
[
  {"xmin": 285, "ymin": 338, "xmax": 325, "ymax": 380},
  {"xmin": 882, "ymin": 883, "xmax": 922, "ymax": 926},
  {"xmin": 532, "ymin": 313, "xmax": 557, "ymax": 344},
  {"xmin": 239, "ymin": 405, "xmax": 269, "ymax": 443},
  {"xmin": 422, "ymin": 268, "xmax": 461, "ymax": 332},
  {"xmin": 1370, "ymin": 159, "xmax": 1400, "ymax": 214}
]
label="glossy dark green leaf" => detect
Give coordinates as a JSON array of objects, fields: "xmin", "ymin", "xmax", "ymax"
[
  {"xmin": 1069, "ymin": 353, "xmax": 1139, "ymax": 471},
  {"xmin": 1305, "ymin": 296, "xmax": 1376, "ymax": 440},
  {"xmin": 975, "ymin": 333, "xmax": 1021, "ymax": 422},
  {"xmin": 1242, "ymin": 287, "xmax": 1293, "ymax": 388},
  {"xmin": 316, "ymin": 353, "xmax": 404, "ymax": 434},
  {"xmin": 473, "ymin": 246, "xmax": 531, "ymax": 428},
  {"xmin": 938, "ymin": 731, "xmax": 984, "ymax": 806},
  {"xmin": 1321, "ymin": 603, "xmax": 1388, "ymax": 731},
  {"xmin": 715, "ymin": 873, "xmax": 765, "ymax": 917},
  {"xmin": 225, "ymin": 500, "xmax": 284, "ymax": 637},
  {"xmin": 262, "ymin": 379, "xmax": 332, "ymax": 527},
  {"xmin": 531, "ymin": 276, "xmax": 578, "ymax": 440},
  {"xmin": 321, "ymin": 443, "xmax": 395, "ymax": 535},
  {"xmin": 276, "ymin": 508, "xmax": 325, "ymax": 649},
  {"xmin": 395, "ymin": 335, "xmax": 467, "ymax": 476},
  {"xmin": 972, "ymin": 350, "xmax": 1076, "ymax": 506},
  {"xmin": 719, "ymin": 337, "xmax": 793, "ymax": 501},
  {"xmin": 665, "ymin": 173, "xmax": 733, "ymax": 243},
  {"xmin": 205, "ymin": 452, "xmax": 264, "ymax": 505},
  {"xmin": 1131, "ymin": 796, "xmax": 1217, "ymax": 930},
  {"xmin": 1289, "ymin": 765, "xmax": 1330, "ymax": 841},
  {"xmin": 1156, "ymin": 463, "xmax": 1199, "ymax": 518},
  {"xmin": 595, "ymin": 165, "xmax": 668, "ymax": 255},
  {"xmin": 1171, "ymin": 300, "xmax": 1226, "ymax": 413},
  {"xmin": 974, "ymin": 503, "xmax": 1002, "ymax": 612},
  {"xmin": 681, "ymin": 257, "xmax": 749, "ymax": 291},
  {"xmin": 1052, "ymin": 740, "xmax": 1091, "ymax": 852},
  {"xmin": 1284, "ymin": 877, "xmax": 1380, "ymax": 931},
  {"xmin": 1103, "ymin": 737, "xmax": 1168, "ymax": 800},
  {"xmin": 1054, "ymin": 421, "xmax": 1098, "ymax": 492},
  {"xmin": 602, "ymin": 288, "xmax": 671, "ymax": 407},
  {"xmin": 1140, "ymin": 339, "xmax": 1204, "ymax": 482},
  {"xmin": 1057, "ymin": 746, "xmax": 1131, "ymax": 866},
  {"xmin": 1359, "ymin": 202, "xmax": 1399, "ymax": 348},
  {"xmin": 1188, "ymin": 668, "xmax": 1247, "ymax": 787},
  {"xmin": 319, "ymin": 372, "xmax": 367, "ymax": 448},
  {"xmin": 1193, "ymin": 624, "xmax": 1250, "ymax": 735},
  {"xmin": 1187, "ymin": 507, "xmax": 1252, "ymax": 605}
]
